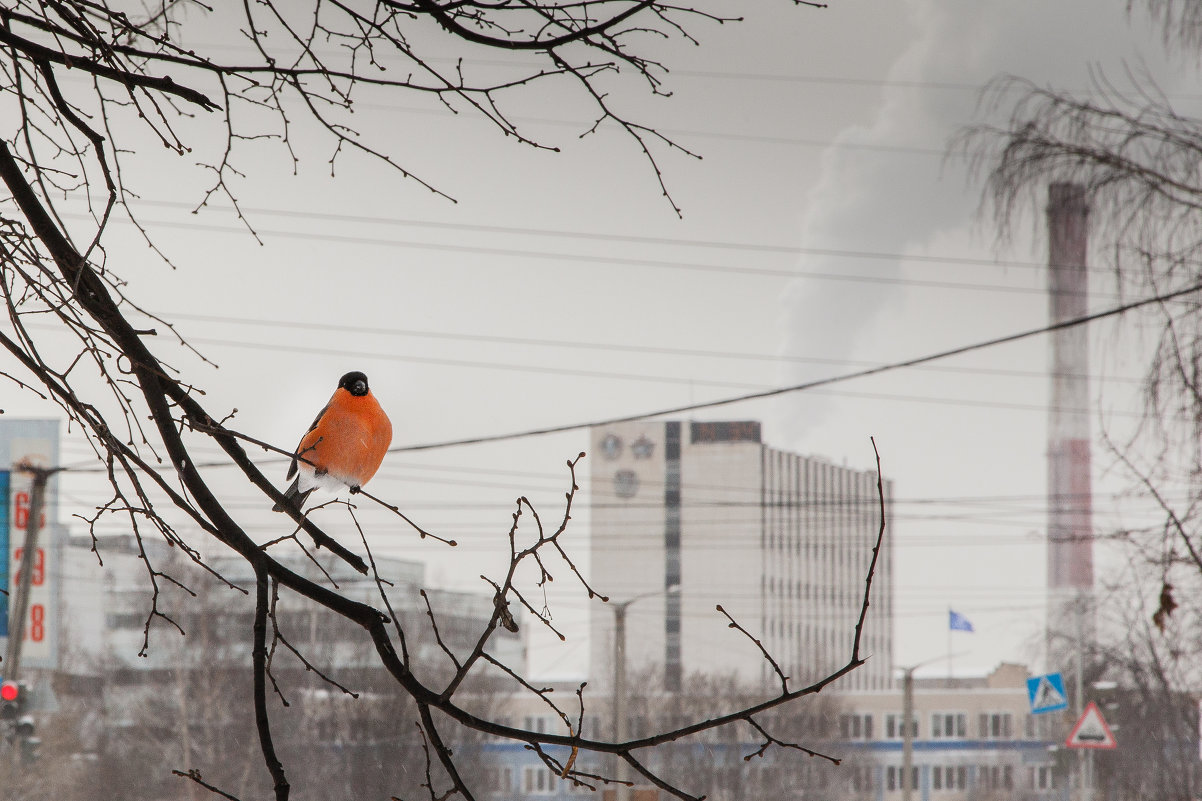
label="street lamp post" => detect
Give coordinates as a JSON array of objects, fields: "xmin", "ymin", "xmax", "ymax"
[
  {"xmin": 896, "ymin": 653, "xmax": 967, "ymax": 801},
  {"xmin": 613, "ymin": 601, "xmax": 630, "ymax": 801},
  {"xmin": 902, "ymin": 665, "xmax": 915, "ymax": 801},
  {"xmin": 611, "ymin": 585, "xmax": 679, "ymax": 801}
]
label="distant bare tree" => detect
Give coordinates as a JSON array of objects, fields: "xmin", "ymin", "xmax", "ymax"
[
  {"xmin": 620, "ymin": 668, "xmax": 866, "ymax": 801},
  {"xmin": 1054, "ymin": 559, "xmax": 1202, "ymax": 801},
  {"xmin": 959, "ymin": 0, "xmax": 1202, "ymax": 628},
  {"xmin": 0, "ymin": 3, "xmax": 894, "ymax": 801},
  {"xmin": 1140, "ymin": 0, "xmax": 1202, "ymax": 50},
  {"xmin": 24, "ymin": 565, "xmax": 512, "ymax": 801}
]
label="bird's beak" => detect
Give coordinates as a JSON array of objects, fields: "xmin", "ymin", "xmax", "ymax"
[{"xmin": 354, "ymin": 380, "xmax": 367, "ymax": 395}]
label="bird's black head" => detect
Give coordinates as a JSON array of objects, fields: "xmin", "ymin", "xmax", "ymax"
[{"xmin": 339, "ymin": 371, "xmax": 370, "ymax": 397}]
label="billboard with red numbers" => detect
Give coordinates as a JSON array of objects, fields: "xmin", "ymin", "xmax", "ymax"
[{"xmin": 6, "ymin": 435, "xmax": 56, "ymax": 669}]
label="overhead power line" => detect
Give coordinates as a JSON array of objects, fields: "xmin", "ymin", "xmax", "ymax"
[
  {"xmin": 182, "ymin": 40, "xmax": 1202, "ymax": 100},
  {"xmin": 101, "ymin": 199, "xmax": 1115, "ymax": 278},
  {"xmin": 41, "ymin": 283, "xmax": 1198, "ymax": 469},
  {"xmin": 383, "ymin": 281, "xmax": 1202, "ymax": 452},
  {"xmin": 146, "ymin": 333, "xmax": 1138, "ymax": 418},
  {"xmin": 23, "ymin": 319, "xmax": 1152, "ymax": 410},
  {"xmin": 157, "ymin": 310, "xmax": 1145, "ymax": 386},
  {"xmin": 71, "ymin": 213, "xmax": 1060, "ymax": 296},
  {"xmin": 67, "ymin": 219, "xmax": 1078, "ymax": 306}
]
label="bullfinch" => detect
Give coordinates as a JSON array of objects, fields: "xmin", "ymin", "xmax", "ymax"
[{"xmin": 273, "ymin": 370, "xmax": 392, "ymax": 511}]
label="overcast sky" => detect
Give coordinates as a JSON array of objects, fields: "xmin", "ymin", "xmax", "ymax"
[{"xmin": 6, "ymin": 0, "xmax": 1196, "ymax": 682}]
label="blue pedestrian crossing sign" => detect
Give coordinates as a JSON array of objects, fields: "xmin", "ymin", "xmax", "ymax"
[{"xmin": 1027, "ymin": 672, "xmax": 1069, "ymax": 714}]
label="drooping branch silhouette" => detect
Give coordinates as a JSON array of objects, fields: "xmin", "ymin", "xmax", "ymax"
[{"xmin": 958, "ymin": 0, "xmax": 1202, "ymax": 628}]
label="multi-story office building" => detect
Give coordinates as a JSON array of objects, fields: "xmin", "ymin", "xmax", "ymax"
[{"xmin": 588, "ymin": 420, "xmax": 893, "ymax": 694}]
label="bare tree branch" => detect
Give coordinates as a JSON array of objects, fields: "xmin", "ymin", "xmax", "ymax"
[{"xmin": 0, "ymin": 4, "xmax": 902, "ymax": 800}]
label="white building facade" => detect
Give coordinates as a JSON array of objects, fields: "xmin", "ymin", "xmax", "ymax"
[{"xmin": 588, "ymin": 420, "xmax": 893, "ymax": 694}]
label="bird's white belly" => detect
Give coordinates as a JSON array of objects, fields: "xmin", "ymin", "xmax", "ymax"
[{"xmin": 296, "ymin": 462, "xmax": 354, "ymax": 494}]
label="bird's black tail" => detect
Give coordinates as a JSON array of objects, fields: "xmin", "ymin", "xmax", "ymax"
[{"xmin": 272, "ymin": 478, "xmax": 314, "ymax": 513}]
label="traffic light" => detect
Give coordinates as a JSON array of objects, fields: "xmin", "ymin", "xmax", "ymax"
[
  {"xmin": 15, "ymin": 712, "xmax": 39, "ymax": 763},
  {"xmin": 0, "ymin": 680, "xmax": 19, "ymax": 720},
  {"xmin": 0, "ymin": 681, "xmax": 38, "ymax": 761},
  {"xmin": 19, "ymin": 733, "xmax": 40, "ymax": 762}
]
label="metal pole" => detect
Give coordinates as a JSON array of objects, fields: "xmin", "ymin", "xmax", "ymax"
[
  {"xmin": 1081, "ymin": 596, "xmax": 1091, "ymax": 801},
  {"xmin": 1086, "ymin": 750, "xmax": 1094, "ymax": 801},
  {"xmin": 614, "ymin": 603, "xmax": 629, "ymax": 801},
  {"xmin": 947, "ymin": 617, "xmax": 952, "ymax": 680},
  {"xmin": 3, "ymin": 466, "xmax": 49, "ymax": 682},
  {"xmin": 902, "ymin": 666, "xmax": 914, "ymax": 801},
  {"xmin": 1076, "ymin": 598, "xmax": 1094, "ymax": 801},
  {"xmin": 610, "ymin": 587, "xmax": 678, "ymax": 801},
  {"xmin": 895, "ymin": 656, "xmax": 963, "ymax": 801}
]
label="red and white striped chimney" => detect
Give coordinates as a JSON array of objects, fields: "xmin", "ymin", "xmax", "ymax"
[{"xmin": 1046, "ymin": 182, "xmax": 1094, "ymax": 655}]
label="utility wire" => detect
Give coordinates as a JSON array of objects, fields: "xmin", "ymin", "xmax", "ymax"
[
  {"xmin": 184, "ymin": 40, "xmax": 1202, "ymax": 101},
  {"xmin": 73, "ymin": 201, "xmax": 1119, "ymax": 279},
  {"xmin": 384, "ymin": 281, "xmax": 1202, "ymax": 452},
  {"xmin": 22, "ymin": 322, "xmax": 1154, "ymax": 409},
  {"xmin": 155, "ymin": 310, "xmax": 1145, "ymax": 386},
  {"xmin": 41, "ymin": 282, "xmax": 1200, "ymax": 467},
  {"xmin": 165, "ymin": 334, "xmax": 1147, "ymax": 418},
  {"xmin": 70, "ymin": 213, "xmax": 1059, "ymax": 296}
]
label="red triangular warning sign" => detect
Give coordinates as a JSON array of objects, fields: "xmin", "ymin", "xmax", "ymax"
[{"xmin": 1066, "ymin": 701, "xmax": 1117, "ymax": 749}]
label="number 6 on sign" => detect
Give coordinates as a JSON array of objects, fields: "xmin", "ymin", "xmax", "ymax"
[{"xmin": 11, "ymin": 491, "xmax": 45, "ymax": 531}]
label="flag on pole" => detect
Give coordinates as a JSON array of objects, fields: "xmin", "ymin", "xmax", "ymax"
[{"xmin": 949, "ymin": 610, "xmax": 974, "ymax": 632}]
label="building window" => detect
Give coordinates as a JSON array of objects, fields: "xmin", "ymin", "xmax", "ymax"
[
  {"xmin": 839, "ymin": 713, "xmax": 873, "ymax": 740},
  {"xmin": 1030, "ymin": 765, "xmax": 1055, "ymax": 790},
  {"xmin": 885, "ymin": 766, "xmax": 919, "ymax": 792},
  {"xmin": 885, "ymin": 713, "xmax": 918, "ymax": 739},
  {"xmin": 930, "ymin": 766, "xmax": 967, "ymax": 791},
  {"xmin": 978, "ymin": 764, "xmax": 1014, "ymax": 791},
  {"xmin": 978, "ymin": 712, "xmax": 1013, "ymax": 739},
  {"xmin": 848, "ymin": 765, "xmax": 874, "ymax": 792},
  {"xmin": 105, "ymin": 611, "xmax": 145, "ymax": 629},
  {"xmin": 568, "ymin": 764, "xmax": 597, "ymax": 794},
  {"xmin": 930, "ymin": 712, "xmax": 967, "ymax": 738},
  {"xmin": 523, "ymin": 766, "xmax": 553, "ymax": 795},
  {"xmin": 524, "ymin": 715, "xmax": 551, "ymax": 734},
  {"xmin": 485, "ymin": 767, "xmax": 512, "ymax": 793}
]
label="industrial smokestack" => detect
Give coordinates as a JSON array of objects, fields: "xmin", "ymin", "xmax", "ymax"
[{"xmin": 1046, "ymin": 182, "xmax": 1094, "ymax": 660}]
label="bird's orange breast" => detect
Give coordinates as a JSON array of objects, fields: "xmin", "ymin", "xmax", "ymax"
[{"xmin": 297, "ymin": 388, "xmax": 392, "ymax": 486}]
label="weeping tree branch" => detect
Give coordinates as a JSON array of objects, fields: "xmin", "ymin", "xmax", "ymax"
[{"xmin": 959, "ymin": 20, "xmax": 1202, "ymax": 620}]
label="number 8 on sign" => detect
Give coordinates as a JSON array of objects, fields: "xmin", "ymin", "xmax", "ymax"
[{"xmin": 28, "ymin": 604, "xmax": 44, "ymax": 643}]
